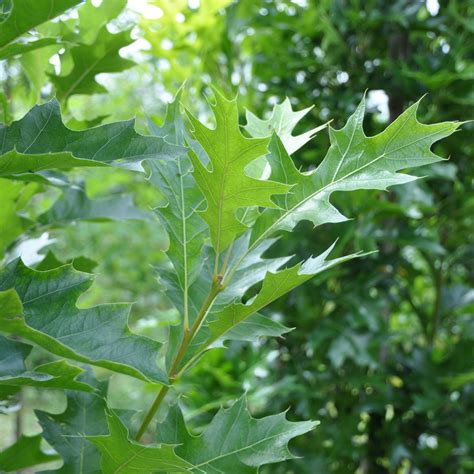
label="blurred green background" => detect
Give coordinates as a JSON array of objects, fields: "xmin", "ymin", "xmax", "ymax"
[{"xmin": 1, "ymin": 0, "xmax": 473, "ymax": 472}]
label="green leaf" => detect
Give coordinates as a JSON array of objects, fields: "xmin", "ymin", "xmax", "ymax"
[
  {"xmin": 0, "ymin": 0, "xmax": 82, "ymax": 47},
  {"xmin": 148, "ymin": 90, "xmax": 207, "ymax": 328},
  {"xmin": 186, "ymin": 90, "xmax": 290, "ymax": 254},
  {"xmin": 189, "ymin": 243, "xmax": 361, "ymax": 364},
  {"xmin": 0, "ymin": 287, "xmax": 23, "ymax": 316},
  {"xmin": 0, "ymin": 360, "xmax": 94, "ymax": 392},
  {"xmin": 78, "ymin": 0, "xmax": 127, "ymax": 44},
  {"xmin": 0, "ymin": 335, "xmax": 94, "ymax": 392},
  {"xmin": 0, "ymin": 260, "xmax": 168, "ymax": 384},
  {"xmin": 0, "ymin": 99, "xmax": 183, "ymax": 176},
  {"xmin": 0, "ymin": 37, "xmax": 63, "ymax": 60},
  {"xmin": 50, "ymin": 26, "xmax": 135, "ymax": 102},
  {"xmin": 249, "ymin": 99, "xmax": 461, "ymax": 246},
  {"xmin": 38, "ymin": 186, "xmax": 149, "ymax": 225},
  {"xmin": 0, "ymin": 150, "xmax": 105, "ymax": 177},
  {"xmin": 0, "ymin": 434, "xmax": 60, "ymax": 472},
  {"xmin": 244, "ymin": 97, "xmax": 328, "ymax": 154},
  {"xmin": 215, "ymin": 312, "xmax": 291, "ymax": 344},
  {"xmin": 0, "ymin": 180, "xmax": 32, "ymax": 256},
  {"xmin": 156, "ymin": 398, "xmax": 317, "ymax": 473},
  {"xmin": 88, "ymin": 411, "xmax": 192, "ymax": 473},
  {"xmin": 36, "ymin": 383, "xmax": 110, "ymax": 474}
]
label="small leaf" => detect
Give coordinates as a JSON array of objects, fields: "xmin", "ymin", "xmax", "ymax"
[
  {"xmin": 88, "ymin": 411, "xmax": 192, "ymax": 473},
  {"xmin": 0, "ymin": 260, "xmax": 168, "ymax": 384},
  {"xmin": 244, "ymin": 97, "xmax": 328, "ymax": 154},
  {"xmin": 0, "ymin": 434, "xmax": 60, "ymax": 472},
  {"xmin": 186, "ymin": 90, "xmax": 290, "ymax": 253},
  {"xmin": 50, "ymin": 26, "xmax": 135, "ymax": 102},
  {"xmin": 156, "ymin": 398, "xmax": 317, "ymax": 473}
]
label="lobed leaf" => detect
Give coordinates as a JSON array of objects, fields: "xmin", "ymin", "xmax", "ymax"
[
  {"xmin": 249, "ymin": 98, "xmax": 461, "ymax": 246},
  {"xmin": 156, "ymin": 397, "xmax": 317, "ymax": 473},
  {"xmin": 186, "ymin": 90, "xmax": 290, "ymax": 254},
  {"xmin": 36, "ymin": 380, "xmax": 110, "ymax": 474},
  {"xmin": 244, "ymin": 97, "xmax": 328, "ymax": 154},
  {"xmin": 88, "ymin": 411, "xmax": 192, "ymax": 473},
  {"xmin": 0, "ymin": 99, "xmax": 183, "ymax": 176},
  {"xmin": 0, "ymin": 261, "xmax": 168, "ymax": 384},
  {"xmin": 148, "ymin": 90, "xmax": 208, "ymax": 325},
  {"xmin": 50, "ymin": 26, "xmax": 136, "ymax": 102},
  {"xmin": 186, "ymin": 243, "xmax": 362, "ymax": 367}
]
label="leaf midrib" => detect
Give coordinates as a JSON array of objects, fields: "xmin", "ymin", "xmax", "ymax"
[
  {"xmin": 191, "ymin": 425, "xmax": 299, "ymax": 470},
  {"xmin": 256, "ymin": 123, "xmax": 454, "ymax": 249}
]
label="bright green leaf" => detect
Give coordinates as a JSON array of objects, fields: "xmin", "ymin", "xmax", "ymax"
[
  {"xmin": 244, "ymin": 97, "xmax": 328, "ymax": 154},
  {"xmin": 50, "ymin": 26, "xmax": 135, "ymax": 102},
  {"xmin": 186, "ymin": 90, "xmax": 290, "ymax": 254},
  {"xmin": 0, "ymin": 0, "xmax": 82, "ymax": 47},
  {"xmin": 249, "ymin": 98, "xmax": 461, "ymax": 246}
]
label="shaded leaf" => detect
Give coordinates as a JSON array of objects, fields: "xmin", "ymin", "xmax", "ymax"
[
  {"xmin": 36, "ymin": 381, "xmax": 110, "ymax": 474},
  {"xmin": 0, "ymin": 260, "xmax": 168, "ymax": 384},
  {"xmin": 38, "ymin": 187, "xmax": 149, "ymax": 225},
  {"xmin": 148, "ymin": 90, "xmax": 207, "ymax": 328},
  {"xmin": 88, "ymin": 411, "xmax": 191, "ymax": 473},
  {"xmin": 0, "ymin": 335, "xmax": 94, "ymax": 392},
  {"xmin": 0, "ymin": 99, "xmax": 183, "ymax": 175}
]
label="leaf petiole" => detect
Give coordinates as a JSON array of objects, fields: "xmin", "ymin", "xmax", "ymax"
[{"xmin": 135, "ymin": 279, "xmax": 223, "ymax": 442}]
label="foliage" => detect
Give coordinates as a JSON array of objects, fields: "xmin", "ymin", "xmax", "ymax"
[{"xmin": 0, "ymin": 1, "xmax": 472, "ymax": 473}]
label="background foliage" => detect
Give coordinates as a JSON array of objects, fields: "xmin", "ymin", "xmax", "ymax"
[{"xmin": 0, "ymin": 0, "xmax": 472, "ymax": 472}]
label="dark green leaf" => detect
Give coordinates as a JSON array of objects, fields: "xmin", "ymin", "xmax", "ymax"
[
  {"xmin": 0, "ymin": 260, "xmax": 168, "ymax": 384},
  {"xmin": 156, "ymin": 398, "xmax": 317, "ymax": 473},
  {"xmin": 88, "ymin": 411, "xmax": 192, "ymax": 473}
]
